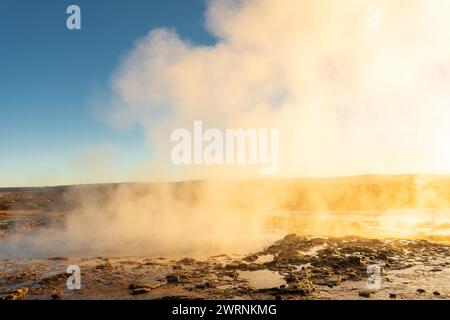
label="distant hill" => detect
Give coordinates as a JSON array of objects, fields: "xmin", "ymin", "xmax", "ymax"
[{"xmin": 1, "ymin": 174, "xmax": 450, "ymax": 212}]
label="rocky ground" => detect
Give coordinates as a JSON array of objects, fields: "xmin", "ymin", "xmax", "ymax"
[
  {"xmin": 1, "ymin": 233, "xmax": 449, "ymax": 300},
  {"xmin": 1, "ymin": 185, "xmax": 449, "ymax": 300}
]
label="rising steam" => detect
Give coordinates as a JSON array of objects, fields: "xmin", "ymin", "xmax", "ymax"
[
  {"xmin": 4, "ymin": 0, "xmax": 450, "ymax": 258},
  {"xmin": 106, "ymin": 0, "xmax": 450, "ymax": 179}
]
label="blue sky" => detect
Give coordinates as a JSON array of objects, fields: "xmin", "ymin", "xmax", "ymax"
[{"xmin": 0, "ymin": 0, "xmax": 214, "ymax": 186}]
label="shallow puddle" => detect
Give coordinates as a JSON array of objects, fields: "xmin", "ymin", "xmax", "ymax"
[{"xmin": 238, "ymin": 270, "xmax": 286, "ymax": 289}]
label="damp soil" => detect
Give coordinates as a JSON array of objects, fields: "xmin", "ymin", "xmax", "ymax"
[
  {"xmin": 1, "ymin": 186, "xmax": 449, "ymax": 300},
  {"xmin": 1, "ymin": 231, "xmax": 449, "ymax": 300}
]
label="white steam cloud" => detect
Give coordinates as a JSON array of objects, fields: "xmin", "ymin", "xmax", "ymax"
[
  {"xmin": 105, "ymin": 0, "xmax": 450, "ymax": 179},
  {"xmin": 4, "ymin": 0, "xmax": 450, "ymax": 258}
]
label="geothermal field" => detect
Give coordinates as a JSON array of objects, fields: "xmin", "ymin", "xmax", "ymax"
[{"xmin": 1, "ymin": 175, "xmax": 449, "ymax": 300}]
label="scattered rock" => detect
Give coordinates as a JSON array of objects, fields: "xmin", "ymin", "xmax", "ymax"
[
  {"xmin": 285, "ymin": 274, "xmax": 298, "ymax": 283},
  {"xmin": 316, "ymin": 276, "xmax": 342, "ymax": 288},
  {"xmin": 128, "ymin": 283, "xmax": 142, "ymax": 290},
  {"xmin": 7, "ymin": 272, "xmax": 40, "ymax": 282},
  {"xmin": 225, "ymin": 262, "xmax": 247, "ymax": 270},
  {"xmin": 95, "ymin": 263, "xmax": 112, "ymax": 271},
  {"xmin": 129, "ymin": 283, "xmax": 162, "ymax": 294},
  {"xmin": 276, "ymin": 249, "xmax": 302, "ymax": 263},
  {"xmin": 178, "ymin": 258, "xmax": 196, "ymax": 265},
  {"xmin": 244, "ymin": 254, "xmax": 259, "ymax": 262},
  {"xmin": 51, "ymin": 293, "xmax": 61, "ymax": 300},
  {"xmin": 0, "ymin": 287, "xmax": 29, "ymax": 300},
  {"xmin": 247, "ymin": 263, "xmax": 265, "ymax": 271},
  {"xmin": 131, "ymin": 288, "xmax": 151, "ymax": 295},
  {"xmin": 166, "ymin": 274, "xmax": 180, "ymax": 283},
  {"xmin": 2, "ymin": 234, "xmax": 449, "ymax": 300},
  {"xmin": 195, "ymin": 280, "xmax": 214, "ymax": 289},
  {"xmin": 129, "ymin": 283, "xmax": 161, "ymax": 290},
  {"xmin": 39, "ymin": 272, "xmax": 69, "ymax": 284},
  {"xmin": 358, "ymin": 290, "xmax": 372, "ymax": 298},
  {"xmin": 224, "ymin": 271, "xmax": 239, "ymax": 279}
]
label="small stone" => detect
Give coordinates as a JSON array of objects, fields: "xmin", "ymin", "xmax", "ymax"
[
  {"xmin": 132, "ymin": 288, "xmax": 151, "ymax": 295},
  {"xmin": 417, "ymin": 289, "xmax": 426, "ymax": 294},
  {"xmin": 358, "ymin": 290, "xmax": 371, "ymax": 298},
  {"xmin": 317, "ymin": 277, "xmax": 342, "ymax": 288},
  {"xmin": 389, "ymin": 293, "xmax": 397, "ymax": 299},
  {"xmin": 129, "ymin": 283, "xmax": 161, "ymax": 292},
  {"xmin": 244, "ymin": 255, "xmax": 259, "ymax": 262},
  {"xmin": 247, "ymin": 263, "xmax": 264, "ymax": 271},
  {"xmin": 285, "ymin": 274, "xmax": 297, "ymax": 282},
  {"xmin": 225, "ymin": 271, "xmax": 239, "ymax": 279},
  {"xmin": 195, "ymin": 281, "xmax": 214, "ymax": 289},
  {"xmin": 51, "ymin": 293, "xmax": 61, "ymax": 300},
  {"xmin": 433, "ymin": 291, "xmax": 440, "ymax": 296},
  {"xmin": 128, "ymin": 283, "xmax": 141, "ymax": 290},
  {"xmin": 166, "ymin": 274, "xmax": 179, "ymax": 283},
  {"xmin": 225, "ymin": 263, "xmax": 238, "ymax": 270}
]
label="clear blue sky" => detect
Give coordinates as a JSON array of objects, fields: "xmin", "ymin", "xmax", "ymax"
[{"xmin": 0, "ymin": 0, "xmax": 213, "ymax": 187}]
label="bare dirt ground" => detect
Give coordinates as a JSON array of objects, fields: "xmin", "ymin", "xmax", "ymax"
[
  {"xmin": 1, "ymin": 179, "xmax": 449, "ymax": 300},
  {"xmin": 1, "ymin": 212, "xmax": 449, "ymax": 300}
]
